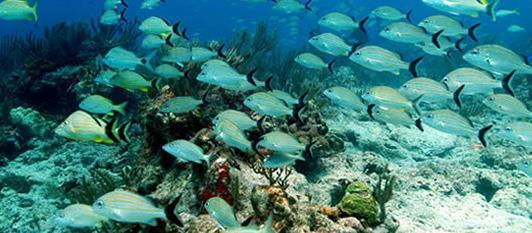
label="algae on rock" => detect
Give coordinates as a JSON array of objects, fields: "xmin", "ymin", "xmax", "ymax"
[{"xmin": 338, "ymin": 180, "xmax": 379, "ymax": 225}]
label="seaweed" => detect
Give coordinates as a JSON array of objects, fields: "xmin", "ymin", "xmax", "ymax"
[
  {"xmin": 66, "ymin": 169, "xmax": 122, "ymax": 204},
  {"xmin": 372, "ymin": 172, "xmax": 397, "ymax": 223}
]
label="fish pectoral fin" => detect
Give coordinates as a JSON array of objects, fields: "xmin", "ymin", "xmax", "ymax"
[{"xmin": 471, "ymin": 12, "xmax": 479, "ymax": 17}]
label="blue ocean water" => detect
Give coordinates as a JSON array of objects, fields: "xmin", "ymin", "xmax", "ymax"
[{"xmin": 0, "ymin": 0, "xmax": 531, "ymax": 233}]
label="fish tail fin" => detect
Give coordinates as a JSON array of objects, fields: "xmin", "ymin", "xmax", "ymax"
[
  {"xmin": 408, "ymin": 56, "xmax": 423, "ymax": 77},
  {"xmin": 467, "ymin": 23, "xmax": 481, "ymax": 42},
  {"xmin": 415, "ymin": 118, "xmax": 424, "ymax": 132},
  {"xmin": 263, "ymin": 215, "xmax": 275, "ymax": 233},
  {"xmin": 431, "ymin": 30, "xmax": 445, "ymax": 48},
  {"xmin": 257, "ymin": 116, "xmax": 266, "ymax": 133},
  {"xmin": 298, "ymin": 91, "xmax": 309, "ymax": 107},
  {"xmin": 478, "ymin": 125, "xmax": 493, "ymax": 147},
  {"xmin": 105, "ymin": 118, "xmax": 120, "ymax": 143},
  {"xmin": 120, "ymin": 8, "xmax": 127, "ymax": 22},
  {"xmin": 406, "ymin": 9, "xmax": 413, "ymax": 23},
  {"xmin": 304, "ymin": 0, "xmax": 312, "ymax": 11},
  {"xmin": 165, "ymin": 194, "xmax": 184, "ymax": 227},
  {"xmin": 501, "ymin": 70, "xmax": 515, "ymax": 96},
  {"xmin": 455, "ymin": 37, "xmax": 465, "ymax": 52},
  {"xmin": 358, "ymin": 16, "xmax": 369, "ymax": 34},
  {"xmin": 412, "ymin": 94, "xmax": 423, "ymax": 115},
  {"xmin": 486, "ymin": 0, "xmax": 499, "ymax": 21},
  {"xmin": 251, "ymin": 137, "xmax": 263, "ymax": 155},
  {"xmin": 181, "ymin": 28, "xmax": 189, "ymax": 40},
  {"xmin": 264, "ymin": 75, "xmax": 274, "ymax": 91},
  {"xmin": 201, "ymin": 88, "xmax": 210, "ymax": 105},
  {"xmin": 115, "ymin": 102, "xmax": 128, "ymax": 116},
  {"xmin": 116, "ymin": 121, "xmax": 131, "ymax": 143},
  {"xmin": 142, "ymin": 50, "xmax": 157, "ymax": 71},
  {"xmin": 367, "ymin": 104, "xmax": 376, "ymax": 119},
  {"xmin": 217, "ymin": 43, "xmax": 227, "ymax": 59},
  {"xmin": 121, "ymin": 0, "xmax": 129, "ymax": 8},
  {"xmin": 327, "ymin": 59, "xmax": 336, "ymax": 74},
  {"xmin": 172, "ymin": 20, "xmax": 181, "ymax": 35},
  {"xmin": 246, "ymin": 68, "xmax": 258, "ymax": 86},
  {"xmin": 151, "ymin": 78, "xmax": 162, "ymax": 92},
  {"xmin": 293, "ymin": 104, "xmax": 307, "ymax": 126},
  {"xmin": 165, "ymin": 34, "xmax": 174, "ymax": 47},
  {"xmin": 453, "ymin": 85, "xmax": 465, "ymax": 108},
  {"xmin": 32, "ymin": 0, "xmax": 38, "ymax": 21}
]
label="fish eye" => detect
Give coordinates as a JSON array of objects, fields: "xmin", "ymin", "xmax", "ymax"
[
  {"xmin": 355, "ymin": 51, "xmax": 361, "ymax": 56},
  {"xmin": 95, "ymin": 200, "xmax": 105, "ymax": 209},
  {"xmin": 525, "ymin": 161, "xmax": 529, "ymax": 166},
  {"xmin": 402, "ymin": 84, "xmax": 408, "ymax": 88},
  {"xmin": 442, "ymin": 78, "xmax": 448, "ymax": 82},
  {"xmin": 427, "ymin": 114, "xmax": 433, "ymax": 119},
  {"xmin": 365, "ymin": 91, "xmax": 370, "ymax": 95},
  {"xmin": 384, "ymin": 28, "xmax": 390, "ymax": 32},
  {"xmin": 472, "ymin": 50, "xmax": 478, "ymax": 55},
  {"xmin": 488, "ymin": 97, "xmax": 494, "ymax": 102},
  {"xmin": 58, "ymin": 212, "xmax": 65, "ymax": 218},
  {"xmin": 505, "ymin": 127, "xmax": 512, "ymax": 131},
  {"xmin": 424, "ymin": 20, "xmax": 429, "ymax": 24}
]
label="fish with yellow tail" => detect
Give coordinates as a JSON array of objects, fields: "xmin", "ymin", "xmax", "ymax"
[
  {"xmin": 92, "ymin": 190, "xmax": 183, "ymax": 226},
  {"xmin": 55, "ymin": 111, "xmax": 130, "ymax": 144},
  {"xmin": 422, "ymin": 0, "xmax": 499, "ymax": 21},
  {"xmin": 0, "ymin": 0, "xmax": 38, "ymax": 21}
]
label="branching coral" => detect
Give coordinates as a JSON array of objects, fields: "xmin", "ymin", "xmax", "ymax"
[
  {"xmin": 373, "ymin": 173, "xmax": 397, "ymax": 223},
  {"xmin": 251, "ymin": 160, "xmax": 294, "ymax": 191}
]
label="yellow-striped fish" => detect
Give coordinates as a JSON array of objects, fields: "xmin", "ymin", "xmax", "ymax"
[
  {"xmin": 0, "ymin": 0, "xmax": 38, "ymax": 21},
  {"xmin": 92, "ymin": 190, "xmax": 182, "ymax": 226},
  {"xmin": 441, "ymin": 68, "xmax": 514, "ymax": 96},
  {"xmin": 399, "ymin": 77, "xmax": 453, "ymax": 104},
  {"xmin": 362, "ymin": 86, "xmax": 420, "ymax": 113},
  {"xmin": 371, "ymin": 6, "xmax": 412, "ymax": 22},
  {"xmin": 214, "ymin": 119, "xmax": 253, "ymax": 153},
  {"xmin": 463, "ymin": 44, "xmax": 532, "ymax": 76},
  {"xmin": 112, "ymin": 70, "xmax": 159, "ymax": 92},
  {"xmin": 323, "ymin": 86, "xmax": 365, "ymax": 111},
  {"xmin": 295, "ymin": 52, "xmax": 335, "ymax": 73},
  {"xmin": 55, "ymin": 111, "xmax": 130, "ymax": 144}
]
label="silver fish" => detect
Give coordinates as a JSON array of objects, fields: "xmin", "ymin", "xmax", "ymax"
[
  {"xmin": 368, "ymin": 105, "xmax": 416, "ymax": 127},
  {"xmin": 294, "ymin": 52, "xmax": 335, "ymax": 73},
  {"xmin": 361, "ymin": 86, "xmax": 419, "ymax": 113},
  {"xmin": 308, "ymin": 33, "xmax": 353, "ymax": 57},
  {"xmin": 349, "ymin": 45, "xmax": 423, "ymax": 76},
  {"xmin": 399, "ymin": 77, "xmax": 452, "ymax": 104},
  {"xmin": 103, "ymin": 47, "xmax": 150, "ymax": 71},
  {"xmin": 418, "ymin": 109, "xmax": 492, "ymax": 146},
  {"xmin": 463, "ymin": 44, "xmax": 532, "ymax": 75},
  {"xmin": 264, "ymin": 152, "xmax": 305, "ymax": 168},
  {"xmin": 323, "ymin": 86, "xmax": 365, "ymax": 111},
  {"xmin": 79, "ymin": 95, "xmax": 127, "ymax": 116},
  {"xmin": 497, "ymin": 121, "xmax": 531, "ymax": 148},
  {"xmin": 418, "ymin": 15, "xmax": 480, "ymax": 41},
  {"xmin": 212, "ymin": 110, "xmax": 258, "ymax": 131},
  {"xmin": 160, "ymin": 96, "xmax": 204, "ymax": 113},
  {"xmin": 421, "ymin": 0, "xmax": 499, "ymax": 21},
  {"xmin": 441, "ymin": 68, "xmax": 514, "ymax": 96},
  {"xmin": 214, "ymin": 119, "xmax": 252, "ymax": 152},
  {"xmin": 254, "ymin": 131, "xmax": 312, "ymax": 155},
  {"xmin": 272, "ymin": 0, "xmax": 311, "ymax": 13},
  {"xmin": 318, "ymin": 12, "xmax": 368, "ymax": 33},
  {"xmin": 162, "ymin": 140, "xmax": 211, "ymax": 166},
  {"xmin": 54, "ymin": 204, "xmax": 108, "ymax": 228},
  {"xmin": 371, "ymin": 6, "xmax": 411, "ymax": 22},
  {"xmin": 482, "ymin": 94, "xmax": 531, "ymax": 118},
  {"xmin": 380, "ymin": 22, "xmax": 431, "ymax": 44}
]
